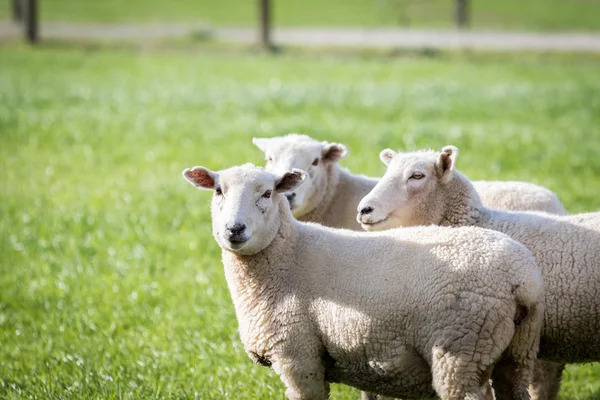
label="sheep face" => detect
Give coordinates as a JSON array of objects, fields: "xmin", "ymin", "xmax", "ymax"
[
  {"xmin": 183, "ymin": 165, "xmax": 306, "ymax": 255},
  {"xmin": 357, "ymin": 146, "xmax": 459, "ymax": 231},
  {"xmin": 253, "ymin": 134, "xmax": 347, "ymax": 217}
]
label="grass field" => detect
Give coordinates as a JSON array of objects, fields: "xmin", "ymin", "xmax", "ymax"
[
  {"xmin": 1, "ymin": 44, "xmax": 600, "ymax": 399},
  {"xmin": 2, "ymin": 0, "xmax": 600, "ymax": 31}
]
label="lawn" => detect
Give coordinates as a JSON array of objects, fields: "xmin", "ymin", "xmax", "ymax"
[
  {"xmin": 1, "ymin": 0, "xmax": 600, "ymax": 31},
  {"xmin": 0, "ymin": 44, "xmax": 599, "ymax": 399}
]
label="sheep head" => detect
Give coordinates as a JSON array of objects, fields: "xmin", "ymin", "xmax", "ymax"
[
  {"xmin": 183, "ymin": 164, "xmax": 306, "ymax": 255},
  {"xmin": 357, "ymin": 146, "xmax": 459, "ymax": 231},
  {"xmin": 253, "ymin": 133, "xmax": 347, "ymax": 217}
]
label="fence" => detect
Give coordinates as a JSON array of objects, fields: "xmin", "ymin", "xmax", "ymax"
[
  {"xmin": 12, "ymin": 0, "xmax": 38, "ymax": 43},
  {"xmin": 10, "ymin": 0, "xmax": 471, "ymax": 47}
]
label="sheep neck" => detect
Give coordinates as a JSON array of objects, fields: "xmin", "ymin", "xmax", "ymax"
[
  {"xmin": 298, "ymin": 162, "xmax": 342, "ymax": 223},
  {"xmin": 439, "ymin": 172, "xmax": 556, "ymax": 235},
  {"xmin": 439, "ymin": 172, "xmax": 491, "ymax": 228},
  {"xmin": 220, "ymin": 198, "xmax": 300, "ymax": 356}
]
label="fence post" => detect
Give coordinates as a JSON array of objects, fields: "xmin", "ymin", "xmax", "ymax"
[
  {"xmin": 12, "ymin": 0, "xmax": 23, "ymax": 21},
  {"xmin": 455, "ymin": 0, "xmax": 469, "ymax": 29},
  {"xmin": 23, "ymin": 0, "xmax": 38, "ymax": 43},
  {"xmin": 259, "ymin": 0, "xmax": 272, "ymax": 50}
]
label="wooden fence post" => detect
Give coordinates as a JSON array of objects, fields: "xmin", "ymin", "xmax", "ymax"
[
  {"xmin": 259, "ymin": 0, "xmax": 272, "ymax": 50},
  {"xmin": 23, "ymin": 0, "xmax": 39, "ymax": 43},
  {"xmin": 455, "ymin": 0, "xmax": 469, "ymax": 29},
  {"xmin": 12, "ymin": 0, "xmax": 23, "ymax": 22}
]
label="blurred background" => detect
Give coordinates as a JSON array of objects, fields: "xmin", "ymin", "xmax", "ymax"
[
  {"xmin": 4, "ymin": 0, "xmax": 600, "ymax": 29},
  {"xmin": 1, "ymin": 1, "xmax": 599, "ymax": 399},
  {"xmin": 2, "ymin": 0, "xmax": 600, "ymax": 48}
]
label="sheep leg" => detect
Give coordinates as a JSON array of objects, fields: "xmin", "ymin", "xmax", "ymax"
[
  {"xmin": 360, "ymin": 394, "xmax": 393, "ymax": 400},
  {"xmin": 360, "ymin": 392, "xmax": 378, "ymax": 400},
  {"xmin": 529, "ymin": 361, "xmax": 565, "ymax": 400},
  {"xmin": 275, "ymin": 357, "xmax": 328, "ymax": 400},
  {"xmin": 491, "ymin": 359, "xmax": 532, "ymax": 400},
  {"xmin": 483, "ymin": 382, "xmax": 495, "ymax": 400},
  {"xmin": 482, "ymin": 366, "xmax": 496, "ymax": 400},
  {"xmin": 430, "ymin": 351, "xmax": 487, "ymax": 400},
  {"xmin": 494, "ymin": 302, "xmax": 544, "ymax": 400},
  {"xmin": 491, "ymin": 356, "xmax": 535, "ymax": 400}
]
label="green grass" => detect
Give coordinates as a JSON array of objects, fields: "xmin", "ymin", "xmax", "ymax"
[
  {"xmin": 1, "ymin": 44, "xmax": 600, "ymax": 399},
  {"xmin": 2, "ymin": 0, "xmax": 600, "ymax": 31}
]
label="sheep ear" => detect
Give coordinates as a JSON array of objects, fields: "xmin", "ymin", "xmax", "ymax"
[
  {"xmin": 321, "ymin": 142, "xmax": 348, "ymax": 163},
  {"xmin": 182, "ymin": 166, "xmax": 218, "ymax": 190},
  {"xmin": 275, "ymin": 169, "xmax": 307, "ymax": 193},
  {"xmin": 380, "ymin": 148, "xmax": 397, "ymax": 165},
  {"xmin": 435, "ymin": 146, "xmax": 459, "ymax": 181},
  {"xmin": 252, "ymin": 137, "xmax": 271, "ymax": 153}
]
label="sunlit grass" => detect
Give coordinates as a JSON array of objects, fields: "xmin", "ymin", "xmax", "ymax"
[{"xmin": 0, "ymin": 45, "xmax": 599, "ymax": 399}]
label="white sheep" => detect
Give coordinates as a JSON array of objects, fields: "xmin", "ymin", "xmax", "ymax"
[
  {"xmin": 254, "ymin": 133, "xmax": 567, "ymax": 400},
  {"xmin": 357, "ymin": 146, "xmax": 600, "ymax": 398},
  {"xmin": 253, "ymin": 134, "xmax": 378, "ymax": 230},
  {"xmin": 182, "ymin": 163, "xmax": 544, "ymax": 400},
  {"xmin": 252, "ymin": 134, "xmax": 566, "ymax": 233}
]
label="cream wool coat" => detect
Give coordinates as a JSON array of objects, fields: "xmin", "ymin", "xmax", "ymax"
[
  {"xmin": 358, "ymin": 146, "xmax": 600, "ymax": 364},
  {"xmin": 183, "ymin": 164, "xmax": 544, "ymax": 400}
]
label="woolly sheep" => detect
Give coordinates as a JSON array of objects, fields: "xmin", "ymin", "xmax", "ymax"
[
  {"xmin": 357, "ymin": 146, "xmax": 600, "ymax": 394},
  {"xmin": 182, "ymin": 163, "xmax": 544, "ymax": 400},
  {"xmin": 254, "ymin": 133, "xmax": 567, "ymax": 400},
  {"xmin": 252, "ymin": 134, "xmax": 566, "ymax": 232},
  {"xmin": 253, "ymin": 134, "xmax": 378, "ymax": 230}
]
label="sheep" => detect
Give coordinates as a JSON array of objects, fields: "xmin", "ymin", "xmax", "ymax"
[
  {"xmin": 254, "ymin": 133, "xmax": 567, "ymax": 400},
  {"xmin": 357, "ymin": 146, "xmax": 600, "ymax": 399},
  {"xmin": 252, "ymin": 134, "xmax": 566, "ymax": 233},
  {"xmin": 182, "ymin": 163, "xmax": 544, "ymax": 400},
  {"xmin": 253, "ymin": 134, "xmax": 378, "ymax": 230}
]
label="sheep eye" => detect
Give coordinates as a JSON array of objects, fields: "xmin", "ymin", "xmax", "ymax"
[
  {"xmin": 215, "ymin": 187, "xmax": 223, "ymax": 195},
  {"xmin": 267, "ymin": 157, "xmax": 273, "ymax": 163},
  {"xmin": 262, "ymin": 190, "xmax": 272, "ymax": 199},
  {"xmin": 410, "ymin": 172, "xmax": 425, "ymax": 180},
  {"xmin": 312, "ymin": 158, "xmax": 319, "ymax": 166}
]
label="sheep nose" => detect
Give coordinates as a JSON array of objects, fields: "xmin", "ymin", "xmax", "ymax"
[
  {"xmin": 285, "ymin": 193, "xmax": 296, "ymax": 203},
  {"xmin": 359, "ymin": 206, "xmax": 374, "ymax": 216},
  {"xmin": 225, "ymin": 223, "xmax": 246, "ymax": 236}
]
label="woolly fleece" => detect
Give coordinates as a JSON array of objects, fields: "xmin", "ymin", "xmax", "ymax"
[{"xmin": 183, "ymin": 164, "xmax": 544, "ymax": 400}]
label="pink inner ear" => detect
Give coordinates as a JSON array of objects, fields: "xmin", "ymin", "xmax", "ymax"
[
  {"xmin": 276, "ymin": 171, "xmax": 303, "ymax": 192},
  {"xmin": 439, "ymin": 153, "xmax": 452, "ymax": 172},
  {"xmin": 445, "ymin": 154, "xmax": 453, "ymax": 171},
  {"xmin": 381, "ymin": 150, "xmax": 393, "ymax": 163},
  {"xmin": 323, "ymin": 145, "xmax": 345, "ymax": 162},
  {"xmin": 189, "ymin": 169, "xmax": 214, "ymax": 188}
]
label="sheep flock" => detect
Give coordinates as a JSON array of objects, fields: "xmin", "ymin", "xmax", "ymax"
[{"xmin": 182, "ymin": 133, "xmax": 599, "ymax": 400}]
